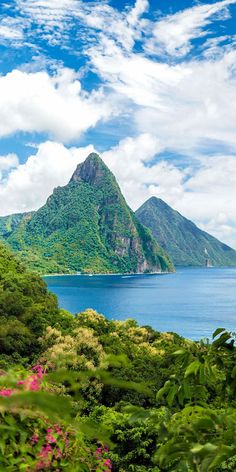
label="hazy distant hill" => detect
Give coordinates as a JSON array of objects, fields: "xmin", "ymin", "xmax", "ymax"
[
  {"xmin": 0, "ymin": 154, "xmax": 173, "ymax": 274},
  {"xmin": 136, "ymin": 197, "xmax": 236, "ymax": 266}
]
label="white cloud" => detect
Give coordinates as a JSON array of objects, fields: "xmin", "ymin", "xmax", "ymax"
[
  {"xmin": 102, "ymin": 137, "xmax": 236, "ymax": 248},
  {"xmin": 146, "ymin": 0, "xmax": 236, "ymax": 57},
  {"xmin": 134, "ymin": 52, "xmax": 236, "ymax": 153},
  {"xmin": 0, "ymin": 137, "xmax": 236, "ymax": 248},
  {"xmin": 126, "ymin": 0, "xmax": 149, "ymax": 26},
  {"xmin": 0, "ymin": 135, "xmax": 185, "ymax": 221},
  {"xmin": 16, "ymin": 0, "xmax": 79, "ymax": 32},
  {"xmin": 175, "ymin": 156, "xmax": 236, "ymax": 248},
  {"xmin": 87, "ymin": 32, "xmax": 236, "ymax": 154},
  {"xmin": 102, "ymin": 133, "xmax": 186, "ymax": 210},
  {"xmin": 0, "ymin": 19, "xmax": 23, "ymax": 41},
  {"xmin": 0, "ymin": 68, "xmax": 113, "ymax": 142},
  {"xmin": 5, "ymin": 0, "xmax": 235, "ymax": 57},
  {"xmin": 76, "ymin": 0, "xmax": 149, "ymax": 53},
  {"xmin": 0, "ymin": 141, "xmax": 94, "ymax": 215},
  {"xmin": 0, "ymin": 153, "xmax": 19, "ymax": 181},
  {"xmin": 0, "ymin": 0, "xmax": 236, "ymax": 249},
  {"xmin": 15, "ymin": 0, "xmax": 150, "ymax": 50},
  {"xmin": 0, "ymin": 153, "xmax": 19, "ymax": 172}
]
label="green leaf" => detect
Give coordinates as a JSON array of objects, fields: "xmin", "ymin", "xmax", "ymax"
[
  {"xmin": 0, "ymin": 391, "xmax": 72, "ymax": 420},
  {"xmin": 208, "ymin": 445, "xmax": 236, "ymax": 470},
  {"xmin": 213, "ymin": 328, "xmax": 226, "ymax": 339},
  {"xmin": 184, "ymin": 361, "xmax": 200, "ymax": 378},
  {"xmin": 232, "ymin": 365, "xmax": 236, "ymax": 378},
  {"xmin": 199, "ymin": 364, "xmax": 206, "ymax": 384},
  {"xmin": 191, "ymin": 443, "xmax": 218, "ymax": 455},
  {"xmin": 173, "ymin": 349, "xmax": 187, "ymax": 356},
  {"xmin": 194, "ymin": 417, "xmax": 215, "ymax": 431},
  {"xmin": 156, "ymin": 380, "xmax": 171, "ymax": 401},
  {"xmin": 212, "ymin": 332, "xmax": 231, "ymax": 347},
  {"xmin": 167, "ymin": 384, "xmax": 178, "ymax": 407}
]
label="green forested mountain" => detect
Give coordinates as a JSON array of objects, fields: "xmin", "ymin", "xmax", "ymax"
[
  {"xmin": 0, "ymin": 154, "xmax": 173, "ymax": 274},
  {"xmin": 136, "ymin": 196, "xmax": 236, "ymax": 266}
]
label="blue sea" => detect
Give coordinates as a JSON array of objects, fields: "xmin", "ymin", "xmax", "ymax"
[{"xmin": 44, "ymin": 267, "xmax": 236, "ymax": 341}]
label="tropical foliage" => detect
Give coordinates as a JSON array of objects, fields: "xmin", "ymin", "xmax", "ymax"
[{"xmin": 0, "ymin": 242, "xmax": 235, "ymax": 470}]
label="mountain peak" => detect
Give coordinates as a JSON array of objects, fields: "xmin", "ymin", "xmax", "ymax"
[
  {"xmin": 70, "ymin": 152, "xmax": 109, "ymax": 186},
  {"xmin": 136, "ymin": 197, "xmax": 236, "ymax": 267},
  {"xmin": 146, "ymin": 196, "xmax": 167, "ymax": 207},
  {"xmin": 0, "ymin": 153, "xmax": 174, "ymax": 274}
]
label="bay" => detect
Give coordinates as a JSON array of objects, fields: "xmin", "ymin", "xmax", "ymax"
[{"xmin": 44, "ymin": 267, "xmax": 236, "ymax": 340}]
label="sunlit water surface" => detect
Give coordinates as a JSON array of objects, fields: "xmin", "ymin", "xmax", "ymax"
[{"xmin": 44, "ymin": 267, "xmax": 236, "ymax": 340}]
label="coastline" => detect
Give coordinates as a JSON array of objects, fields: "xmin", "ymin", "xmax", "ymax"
[{"xmin": 43, "ymin": 270, "xmax": 171, "ymax": 277}]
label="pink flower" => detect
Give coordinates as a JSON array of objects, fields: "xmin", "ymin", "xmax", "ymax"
[
  {"xmin": 29, "ymin": 379, "xmax": 41, "ymax": 391},
  {"xmin": 31, "ymin": 434, "xmax": 39, "ymax": 445},
  {"xmin": 25, "ymin": 373, "xmax": 42, "ymax": 391},
  {"xmin": 103, "ymin": 459, "xmax": 112, "ymax": 469},
  {"xmin": 54, "ymin": 424, "xmax": 63, "ymax": 435},
  {"xmin": 46, "ymin": 433, "xmax": 56, "ymax": 443},
  {"xmin": 55, "ymin": 447, "xmax": 62, "ymax": 459},
  {"xmin": 17, "ymin": 380, "xmax": 24, "ymax": 386},
  {"xmin": 0, "ymin": 389, "xmax": 13, "ymax": 396},
  {"xmin": 36, "ymin": 446, "xmax": 52, "ymax": 470},
  {"xmin": 39, "ymin": 444, "xmax": 53, "ymax": 458}
]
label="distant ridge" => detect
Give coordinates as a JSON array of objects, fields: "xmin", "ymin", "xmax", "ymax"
[
  {"xmin": 136, "ymin": 196, "xmax": 236, "ymax": 267},
  {"xmin": 0, "ymin": 154, "xmax": 173, "ymax": 274}
]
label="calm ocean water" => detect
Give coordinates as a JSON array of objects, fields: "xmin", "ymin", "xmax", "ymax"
[{"xmin": 44, "ymin": 267, "xmax": 236, "ymax": 340}]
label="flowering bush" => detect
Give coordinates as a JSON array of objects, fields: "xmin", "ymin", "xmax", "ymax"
[
  {"xmin": 0, "ymin": 366, "xmax": 112, "ymax": 471},
  {"xmin": 95, "ymin": 445, "xmax": 112, "ymax": 472}
]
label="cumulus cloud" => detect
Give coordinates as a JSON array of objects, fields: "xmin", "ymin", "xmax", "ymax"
[
  {"xmin": 176, "ymin": 156, "xmax": 236, "ymax": 248},
  {"xmin": 0, "ymin": 153, "xmax": 19, "ymax": 181},
  {"xmin": 102, "ymin": 136, "xmax": 236, "ymax": 248},
  {"xmin": 0, "ymin": 153, "xmax": 19, "ymax": 172},
  {"xmin": 0, "ymin": 141, "xmax": 94, "ymax": 215},
  {"xmin": 0, "ymin": 68, "xmax": 113, "ymax": 142},
  {"xmin": 102, "ymin": 134, "xmax": 185, "ymax": 210},
  {"xmin": 0, "ymin": 137, "xmax": 236, "ymax": 248},
  {"xmin": 0, "ymin": 0, "xmax": 236, "ymax": 248}
]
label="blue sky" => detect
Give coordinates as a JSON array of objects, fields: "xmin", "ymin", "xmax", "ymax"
[{"xmin": 0, "ymin": 0, "xmax": 236, "ymax": 247}]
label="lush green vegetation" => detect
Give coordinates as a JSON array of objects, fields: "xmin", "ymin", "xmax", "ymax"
[
  {"xmin": 0, "ymin": 241, "xmax": 236, "ymax": 471},
  {"xmin": 0, "ymin": 242, "xmax": 74, "ymax": 364},
  {"xmin": 0, "ymin": 154, "xmax": 173, "ymax": 275},
  {"xmin": 136, "ymin": 197, "xmax": 236, "ymax": 266}
]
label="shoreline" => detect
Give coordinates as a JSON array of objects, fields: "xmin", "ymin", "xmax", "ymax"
[
  {"xmin": 42, "ymin": 266, "xmax": 235, "ymax": 277},
  {"xmin": 43, "ymin": 270, "xmax": 171, "ymax": 277}
]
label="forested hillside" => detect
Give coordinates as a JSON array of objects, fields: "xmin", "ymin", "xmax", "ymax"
[
  {"xmin": 0, "ymin": 154, "xmax": 173, "ymax": 275},
  {"xmin": 136, "ymin": 197, "xmax": 236, "ymax": 266},
  {"xmin": 0, "ymin": 242, "xmax": 235, "ymax": 471},
  {"xmin": 0, "ymin": 242, "xmax": 72, "ymax": 361}
]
